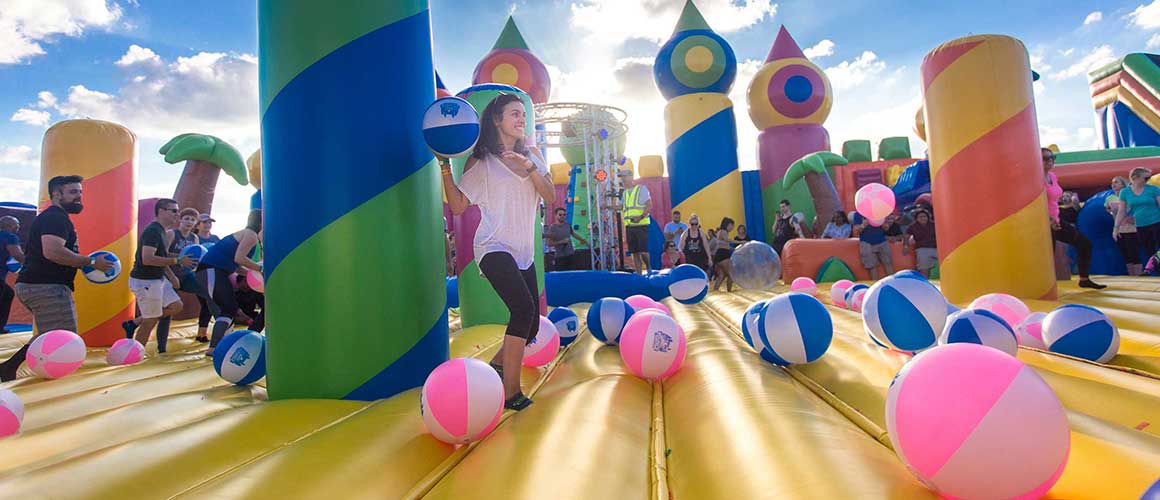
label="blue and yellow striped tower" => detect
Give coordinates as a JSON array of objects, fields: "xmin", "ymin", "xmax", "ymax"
[
  {"xmin": 655, "ymin": 0, "xmax": 744, "ymax": 233},
  {"xmin": 259, "ymin": 2, "xmax": 447, "ymax": 400}
]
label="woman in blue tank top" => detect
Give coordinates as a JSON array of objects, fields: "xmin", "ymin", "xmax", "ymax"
[{"xmin": 196, "ymin": 209, "xmax": 262, "ymax": 356}]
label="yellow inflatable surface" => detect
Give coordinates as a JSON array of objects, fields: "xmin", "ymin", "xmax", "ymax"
[{"xmin": 1, "ymin": 279, "xmax": 1158, "ymax": 499}]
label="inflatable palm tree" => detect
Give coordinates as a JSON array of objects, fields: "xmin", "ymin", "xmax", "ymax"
[
  {"xmin": 783, "ymin": 151, "xmax": 847, "ymax": 235},
  {"xmin": 159, "ymin": 133, "xmax": 248, "ymax": 215}
]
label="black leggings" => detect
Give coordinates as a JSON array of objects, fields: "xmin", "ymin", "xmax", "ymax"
[
  {"xmin": 479, "ymin": 252, "xmax": 539, "ymax": 342},
  {"xmin": 1053, "ymin": 222, "xmax": 1092, "ymax": 278},
  {"xmin": 1138, "ymin": 222, "xmax": 1160, "ymax": 259},
  {"xmin": 0, "ymin": 281, "xmax": 13, "ymax": 328},
  {"xmin": 196, "ymin": 267, "xmax": 239, "ymax": 347}
]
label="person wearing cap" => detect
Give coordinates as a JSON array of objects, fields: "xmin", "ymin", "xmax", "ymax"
[
  {"xmin": 904, "ymin": 207, "xmax": 938, "ymax": 278},
  {"xmin": 195, "ymin": 213, "xmax": 220, "ymax": 245},
  {"xmin": 621, "ymin": 169, "xmax": 652, "ymax": 273}
]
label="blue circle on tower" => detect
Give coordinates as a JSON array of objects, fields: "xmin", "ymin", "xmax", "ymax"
[{"xmin": 785, "ymin": 76, "xmax": 813, "ymax": 103}]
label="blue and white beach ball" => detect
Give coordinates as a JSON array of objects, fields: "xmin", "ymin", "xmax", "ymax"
[
  {"xmin": 892, "ymin": 269, "xmax": 927, "ymax": 281},
  {"xmin": 844, "ymin": 284, "xmax": 869, "ymax": 310},
  {"xmin": 81, "ymin": 251, "xmax": 121, "ymax": 284},
  {"xmin": 668, "ymin": 264, "xmax": 708, "ymax": 305},
  {"xmin": 862, "ymin": 276, "xmax": 947, "ymax": 353},
  {"xmin": 939, "ymin": 309, "xmax": 1019, "ymax": 356},
  {"xmin": 1042, "ymin": 304, "xmax": 1119, "ymax": 363},
  {"xmin": 740, "ymin": 299, "xmax": 767, "ymax": 348},
  {"xmin": 586, "ymin": 298, "xmax": 635, "ymax": 345},
  {"xmin": 5, "ymin": 257, "xmax": 20, "ymax": 274},
  {"xmin": 422, "ymin": 97, "xmax": 480, "ymax": 158},
  {"xmin": 548, "ymin": 307, "xmax": 581, "ymax": 347},
  {"xmin": 756, "ymin": 292, "xmax": 833, "ymax": 365},
  {"xmin": 212, "ymin": 330, "xmax": 267, "ymax": 385}
]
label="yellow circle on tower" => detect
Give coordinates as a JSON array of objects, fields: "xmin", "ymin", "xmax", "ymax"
[
  {"xmin": 685, "ymin": 46, "xmax": 714, "ymax": 73},
  {"xmin": 492, "ymin": 63, "xmax": 518, "ymax": 85}
]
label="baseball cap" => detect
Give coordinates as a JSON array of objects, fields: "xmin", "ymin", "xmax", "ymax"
[{"xmin": 198, "ymin": 213, "xmax": 216, "ymax": 222}]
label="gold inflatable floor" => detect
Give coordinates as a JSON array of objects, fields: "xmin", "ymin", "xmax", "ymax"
[{"xmin": 0, "ymin": 277, "xmax": 1157, "ymax": 499}]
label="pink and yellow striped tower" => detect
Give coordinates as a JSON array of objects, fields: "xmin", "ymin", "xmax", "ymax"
[
  {"xmin": 921, "ymin": 35, "xmax": 1056, "ymax": 303},
  {"xmin": 40, "ymin": 119, "xmax": 138, "ymax": 346}
]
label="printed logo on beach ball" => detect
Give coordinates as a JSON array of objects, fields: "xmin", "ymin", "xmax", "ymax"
[{"xmin": 422, "ymin": 97, "xmax": 480, "ymax": 158}]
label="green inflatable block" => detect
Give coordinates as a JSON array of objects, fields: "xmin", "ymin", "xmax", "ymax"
[
  {"xmin": 815, "ymin": 256, "xmax": 857, "ymax": 283},
  {"xmin": 842, "ymin": 140, "xmax": 872, "ymax": 163},
  {"xmin": 878, "ymin": 137, "xmax": 911, "ymax": 160}
]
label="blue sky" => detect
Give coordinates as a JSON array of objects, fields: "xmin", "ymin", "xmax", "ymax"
[{"xmin": 1, "ymin": 0, "xmax": 1159, "ymax": 230}]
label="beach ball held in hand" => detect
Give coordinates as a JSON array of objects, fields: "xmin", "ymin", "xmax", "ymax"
[
  {"xmin": 5, "ymin": 257, "xmax": 20, "ymax": 274},
  {"xmin": 730, "ymin": 241, "xmax": 781, "ymax": 290},
  {"xmin": 619, "ymin": 310, "xmax": 687, "ymax": 380},
  {"xmin": 1015, "ymin": 312, "xmax": 1048, "ymax": 350},
  {"xmin": 81, "ymin": 251, "xmax": 120, "ymax": 284},
  {"xmin": 27, "ymin": 329, "xmax": 85, "ymax": 378},
  {"xmin": 178, "ymin": 244, "xmax": 207, "ymax": 269},
  {"xmin": 939, "ymin": 309, "xmax": 1019, "ymax": 356},
  {"xmin": 862, "ymin": 277, "xmax": 947, "ymax": 353},
  {"xmin": 1042, "ymin": 304, "xmax": 1119, "ymax": 363},
  {"xmin": 587, "ymin": 297, "xmax": 635, "ymax": 345},
  {"xmin": 0, "ymin": 389, "xmax": 23, "ymax": 438},
  {"xmin": 547, "ymin": 307, "xmax": 580, "ymax": 347},
  {"xmin": 668, "ymin": 264, "xmax": 708, "ymax": 304},
  {"xmin": 422, "ymin": 97, "xmax": 480, "ymax": 158},
  {"xmin": 421, "ymin": 357, "xmax": 503, "ymax": 444},
  {"xmin": 830, "ymin": 279, "xmax": 854, "ymax": 308},
  {"xmin": 886, "ymin": 343, "xmax": 1069, "ymax": 500},
  {"xmin": 790, "ymin": 277, "xmax": 816, "ymax": 296},
  {"xmin": 969, "ymin": 293, "xmax": 1031, "ymax": 331},
  {"xmin": 106, "ymin": 338, "xmax": 145, "ymax": 365},
  {"xmin": 213, "ymin": 330, "xmax": 266, "ymax": 385},
  {"xmin": 523, "ymin": 316, "xmax": 560, "ymax": 367},
  {"xmin": 855, "ymin": 183, "xmax": 895, "ymax": 221},
  {"xmin": 756, "ymin": 293, "xmax": 833, "ymax": 365}
]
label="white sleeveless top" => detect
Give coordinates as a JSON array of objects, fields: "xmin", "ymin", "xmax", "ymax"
[{"xmin": 459, "ymin": 152, "xmax": 547, "ymax": 270}]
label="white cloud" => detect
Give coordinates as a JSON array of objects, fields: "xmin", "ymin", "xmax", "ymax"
[
  {"xmin": 36, "ymin": 91, "xmax": 57, "ymax": 109},
  {"xmin": 0, "ymin": 177, "xmax": 38, "ymax": 204},
  {"xmin": 1029, "ymin": 48, "xmax": 1052, "ymax": 73},
  {"xmin": 824, "ymin": 51, "xmax": 887, "ymax": 92},
  {"xmin": 47, "ymin": 51, "xmax": 258, "ymax": 144},
  {"xmin": 570, "ymin": 0, "xmax": 776, "ymax": 46},
  {"xmin": 803, "ymin": 39, "xmax": 835, "ymax": 59},
  {"xmin": 10, "ymin": 108, "xmax": 50, "ymax": 126},
  {"xmin": 1083, "ymin": 11, "xmax": 1103, "ymax": 25},
  {"xmin": 1059, "ymin": 48, "xmax": 1075, "ymax": 57},
  {"xmin": 1048, "ymin": 45, "xmax": 1116, "ymax": 81},
  {"xmin": 0, "ymin": 145, "xmax": 37, "ymax": 166},
  {"xmin": 1150, "ymin": 34, "xmax": 1160, "ymax": 49},
  {"xmin": 1129, "ymin": 0, "xmax": 1160, "ymax": 29},
  {"xmin": 115, "ymin": 44, "xmax": 160, "ymax": 66},
  {"xmin": 1040, "ymin": 126, "xmax": 1099, "ymax": 151},
  {"xmin": 0, "ymin": 0, "xmax": 122, "ymax": 64}
]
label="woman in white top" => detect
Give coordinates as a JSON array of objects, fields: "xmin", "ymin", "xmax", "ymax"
[{"xmin": 442, "ymin": 93, "xmax": 554, "ymax": 411}]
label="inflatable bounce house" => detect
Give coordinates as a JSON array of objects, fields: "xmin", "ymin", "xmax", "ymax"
[{"xmin": 0, "ymin": 2, "xmax": 1158, "ymax": 499}]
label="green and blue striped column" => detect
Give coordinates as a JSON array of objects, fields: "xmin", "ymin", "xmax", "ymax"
[{"xmin": 259, "ymin": 1, "xmax": 447, "ymax": 400}]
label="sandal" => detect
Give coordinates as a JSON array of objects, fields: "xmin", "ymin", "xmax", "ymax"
[
  {"xmin": 489, "ymin": 362, "xmax": 504, "ymax": 380},
  {"xmin": 504, "ymin": 393, "xmax": 533, "ymax": 411}
]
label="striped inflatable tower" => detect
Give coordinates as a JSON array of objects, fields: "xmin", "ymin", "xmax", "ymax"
[
  {"xmin": 259, "ymin": 1, "xmax": 447, "ymax": 400},
  {"xmin": 450, "ymin": 85, "xmax": 543, "ymax": 327},
  {"xmin": 922, "ymin": 35, "xmax": 1056, "ymax": 303},
  {"xmin": 654, "ymin": 0, "xmax": 744, "ymax": 234},
  {"xmin": 40, "ymin": 119, "xmax": 137, "ymax": 347}
]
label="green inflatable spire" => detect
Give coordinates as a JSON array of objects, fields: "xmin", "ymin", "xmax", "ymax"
[
  {"xmin": 493, "ymin": 16, "xmax": 529, "ymax": 50},
  {"xmin": 673, "ymin": 0, "xmax": 710, "ymax": 34}
]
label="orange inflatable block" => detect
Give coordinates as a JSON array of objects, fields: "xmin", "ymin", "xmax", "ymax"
[{"xmin": 781, "ymin": 238, "xmax": 918, "ymax": 282}]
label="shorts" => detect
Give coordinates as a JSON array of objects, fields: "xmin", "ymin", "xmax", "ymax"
[
  {"xmin": 626, "ymin": 225, "xmax": 649, "ymax": 253},
  {"xmin": 1115, "ymin": 231, "xmax": 1141, "ymax": 265},
  {"xmin": 713, "ymin": 248, "xmax": 733, "ymax": 264},
  {"xmin": 14, "ymin": 283, "xmax": 77, "ymax": 335},
  {"xmin": 860, "ymin": 241, "xmax": 892, "ymax": 269},
  {"xmin": 916, "ymin": 247, "xmax": 938, "ymax": 271},
  {"xmin": 128, "ymin": 277, "xmax": 182, "ymax": 319}
]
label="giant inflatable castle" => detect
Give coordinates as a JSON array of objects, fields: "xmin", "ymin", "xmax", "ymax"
[{"xmin": 0, "ymin": 2, "xmax": 1158, "ymax": 499}]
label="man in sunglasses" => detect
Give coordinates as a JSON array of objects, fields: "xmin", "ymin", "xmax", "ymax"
[
  {"xmin": 545, "ymin": 207, "xmax": 588, "ymax": 271},
  {"xmin": 124, "ymin": 198, "xmax": 198, "ymax": 352}
]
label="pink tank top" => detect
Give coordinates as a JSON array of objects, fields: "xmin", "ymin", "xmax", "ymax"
[{"xmin": 1044, "ymin": 172, "xmax": 1062, "ymax": 222}]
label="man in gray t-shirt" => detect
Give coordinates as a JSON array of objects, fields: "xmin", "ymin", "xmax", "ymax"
[{"xmin": 545, "ymin": 207, "xmax": 588, "ymax": 270}]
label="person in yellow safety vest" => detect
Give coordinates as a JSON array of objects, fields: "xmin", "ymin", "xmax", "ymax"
[{"xmin": 620, "ymin": 169, "xmax": 652, "ymax": 274}]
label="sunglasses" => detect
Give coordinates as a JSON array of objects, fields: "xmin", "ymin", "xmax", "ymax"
[
  {"xmin": 1042, "ymin": 154, "xmax": 1055, "ymax": 161},
  {"xmin": 162, "ymin": 207, "xmax": 179, "ymax": 213}
]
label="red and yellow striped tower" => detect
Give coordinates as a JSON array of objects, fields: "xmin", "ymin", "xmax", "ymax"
[
  {"xmin": 921, "ymin": 35, "xmax": 1056, "ymax": 303},
  {"xmin": 40, "ymin": 119, "xmax": 138, "ymax": 346}
]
